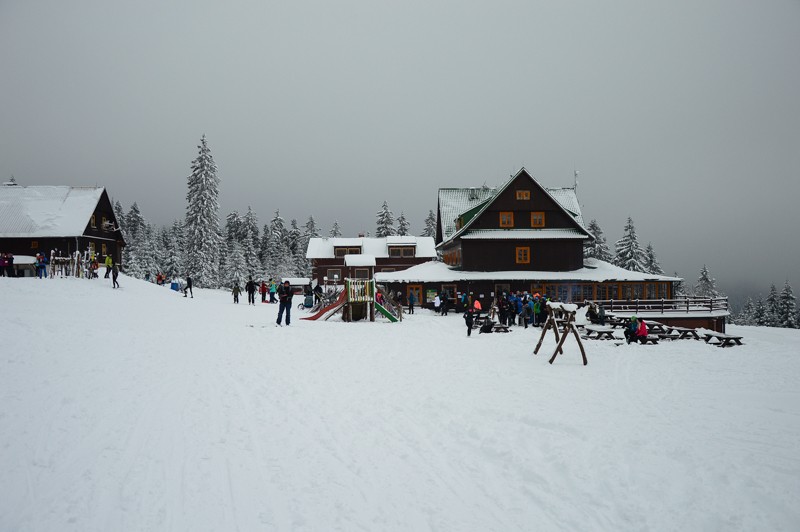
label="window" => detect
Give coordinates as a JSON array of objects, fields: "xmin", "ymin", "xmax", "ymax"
[
  {"xmin": 530, "ymin": 212, "xmax": 545, "ymax": 228},
  {"xmin": 354, "ymin": 268, "xmax": 370, "ymax": 279},
  {"xmin": 334, "ymin": 248, "xmax": 347, "ymax": 258},
  {"xmin": 516, "ymin": 246, "xmax": 530, "ymax": 264},
  {"xmin": 500, "ymin": 212, "xmax": 514, "ymax": 228},
  {"xmin": 381, "ymin": 268, "xmax": 396, "ymax": 273},
  {"xmin": 327, "ymin": 268, "xmax": 342, "ymax": 281},
  {"xmin": 388, "ymin": 246, "xmax": 415, "ymax": 257},
  {"xmin": 89, "ymin": 242, "xmax": 96, "ymax": 254},
  {"xmin": 91, "ymin": 215, "xmax": 96, "ymax": 228},
  {"xmin": 516, "ymin": 190, "xmax": 530, "ymax": 200},
  {"xmin": 101, "ymin": 244, "xmax": 107, "ymax": 256},
  {"xmin": 101, "ymin": 217, "xmax": 108, "ymax": 231},
  {"xmin": 30, "ymin": 240, "xmax": 38, "ymax": 249},
  {"xmin": 347, "ymin": 247, "xmax": 361, "ymax": 254},
  {"xmin": 389, "ymin": 247, "xmax": 402, "ymax": 257}
]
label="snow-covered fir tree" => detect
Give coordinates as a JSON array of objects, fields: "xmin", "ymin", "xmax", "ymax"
[
  {"xmin": 329, "ymin": 220, "xmax": 342, "ymax": 238},
  {"xmin": 375, "ymin": 201, "xmax": 396, "ymax": 237},
  {"xmin": 112, "ymin": 200, "xmax": 125, "ymax": 234},
  {"xmin": 694, "ymin": 265, "xmax": 721, "ymax": 298},
  {"xmin": 737, "ymin": 297, "xmax": 756, "ymax": 326},
  {"xmin": 258, "ymin": 223, "xmax": 270, "ymax": 267},
  {"xmin": 184, "ymin": 135, "xmax": 221, "ymax": 287},
  {"xmin": 265, "ymin": 211, "xmax": 292, "ymax": 278},
  {"xmin": 303, "ymin": 216, "xmax": 320, "ymax": 239},
  {"xmin": 288, "ymin": 219, "xmax": 308, "ymax": 276},
  {"xmin": 122, "ymin": 202, "xmax": 148, "ymax": 275},
  {"xmin": 162, "ymin": 220, "xmax": 185, "ymax": 279},
  {"xmin": 672, "ymin": 272, "xmax": 686, "ymax": 297},
  {"xmin": 584, "ymin": 219, "xmax": 613, "ymax": 263},
  {"xmin": 778, "ymin": 281, "xmax": 797, "ymax": 328},
  {"xmin": 241, "ymin": 207, "xmax": 260, "ymax": 277},
  {"xmin": 396, "ymin": 212, "xmax": 410, "ymax": 236},
  {"xmin": 225, "ymin": 211, "xmax": 242, "ymax": 250},
  {"xmin": 753, "ymin": 296, "xmax": 768, "ymax": 326},
  {"xmin": 765, "ymin": 284, "xmax": 781, "ymax": 327},
  {"xmin": 421, "ymin": 210, "xmax": 436, "ymax": 238},
  {"xmin": 643, "ymin": 243, "xmax": 665, "ymax": 275},
  {"xmin": 221, "ymin": 241, "xmax": 247, "ymax": 288},
  {"xmin": 614, "ymin": 217, "xmax": 646, "ymax": 272}
]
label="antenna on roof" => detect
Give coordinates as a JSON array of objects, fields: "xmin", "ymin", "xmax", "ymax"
[{"xmin": 574, "ymin": 169, "xmax": 579, "ymax": 192}]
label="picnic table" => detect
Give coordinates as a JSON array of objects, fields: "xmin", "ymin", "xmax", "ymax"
[
  {"xmin": 583, "ymin": 324, "xmax": 617, "ymax": 340},
  {"xmin": 493, "ymin": 324, "xmax": 511, "ymax": 333},
  {"xmin": 664, "ymin": 326, "xmax": 701, "ymax": 340},
  {"xmin": 703, "ymin": 332, "xmax": 744, "ymax": 347},
  {"xmin": 644, "ymin": 320, "xmax": 667, "ymax": 334}
]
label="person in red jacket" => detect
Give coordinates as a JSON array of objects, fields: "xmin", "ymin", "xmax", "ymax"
[{"xmin": 259, "ymin": 281, "xmax": 268, "ymax": 303}]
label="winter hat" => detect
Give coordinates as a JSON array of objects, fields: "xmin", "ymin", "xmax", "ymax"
[{"xmin": 630, "ymin": 315, "xmax": 637, "ymax": 321}]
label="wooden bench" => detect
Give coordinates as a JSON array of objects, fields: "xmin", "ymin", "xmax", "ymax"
[
  {"xmin": 664, "ymin": 326, "xmax": 701, "ymax": 340},
  {"xmin": 584, "ymin": 325, "xmax": 617, "ymax": 340},
  {"xmin": 492, "ymin": 324, "xmax": 511, "ymax": 333},
  {"xmin": 642, "ymin": 334, "xmax": 660, "ymax": 345},
  {"xmin": 644, "ymin": 321, "xmax": 667, "ymax": 334},
  {"xmin": 703, "ymin": 332, "xmax": 744, "ymax": 347}
]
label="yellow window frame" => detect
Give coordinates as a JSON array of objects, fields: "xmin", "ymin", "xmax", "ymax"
[
  {"xmin": 531, "ymin": 211, "xmax": 545, "ymax": 228},
  {"xmin": 499, "ymin": 211, "xmax": 514, "ymax": 228},
  {"xmin": 516, "ymin": 246, "xmax": 530, "ymax": 264}
]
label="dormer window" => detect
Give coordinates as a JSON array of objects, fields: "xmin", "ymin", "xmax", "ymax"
[
  {"xmin": 531, "ymin": 212, "xmax": 545, "ymax": 228},
  {"xmin": 91, "ymin": 215, "xmax": 96, "ymax": 228},
  {"xmin": 499, "ymin": 212, "xmax": 514, "ymax": 228},
  {"xmin": 334, "ymin": 246, "xmax": 361, "ymax": 258},
  {"xmin": 388, "ymin": 246, "xmax": 415, "ymax": 258},
  {"xmin": 516, "ymin": 190, "xmax": 530, "ymax": 200}
]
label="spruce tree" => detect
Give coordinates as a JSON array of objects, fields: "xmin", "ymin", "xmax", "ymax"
[
  {"xmin": 765, "ymin": 284, "xmax": 781, "ymax": 327},
  {"xmin": 643, "ymin": 243, "xmax": 665, "ymax": 275},
  {"xmin": 375, "ymin": 201, "xmax": 396, "ymax": 237},
  {"xmin": 778, "ymin": 281, "xmax": 797, "ymax": 328},
  {"xmin": 421, "ymin": 209, "xmax": 437, "ymax": 238},
  {"xmin": 396, "ymin": 212, "xmax": 410, "ymax": 236},
  {"xmin": 753, "ymin": 296, "xmax": 767, "ymax": 326},
  {"xmin": 241, "ymin": 207, "xmax": 260, "ymax": 277},
  {"xmin": 266, "ymin": 211, "xmax": 289, "ymax": 277},
  {"xmin": 221, "ymin": 241, "xmax": 247, "ymax": 288},
  {"xmin": 184, "ymin": 135, "xmax": 221, "ymax": 287},
  {"xmin": 614, "ymin": 217, "xmax": 646, "ymax": 272},
  {"xmin": 303, "ymin": 216, "xmax": 320, "ymax": 239},
  {"xmin": 163, "ymin": 220, "xmax": 185, "ymax": 279},
  {"xmin": 738, "ymin": 297, "xmax": 755, "ymax": 326},
  {"xmin": 673, "ymin": 272, "xmax": 687, "ymax": 297},
  {"xmin": 225, "ymin": 211, "xmax": 242, "ymax": 250},
  {"xmin": 584, "ymin": 219, "xmax": 613, "ymax": 262},
  {"xmin": 694, "ymin": 265, "xmax": 721, "ymax": 298},
  {"xmin": 329, "ymin": 220, "xmax": 342, "ymax": 238}
]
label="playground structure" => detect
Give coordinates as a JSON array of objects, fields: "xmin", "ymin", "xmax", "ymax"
[
  {"xmin": 533, "ymin": 302, "xmax": 588, "ymax": 365},
  {"xmin": 301, "ymin": 279, "xmax": 400, "ymax": 323}
]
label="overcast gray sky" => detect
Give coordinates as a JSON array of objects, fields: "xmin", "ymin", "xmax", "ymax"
[{"xmin": 2, "ymin": 0, "xmax": 798, "ymax": 302}]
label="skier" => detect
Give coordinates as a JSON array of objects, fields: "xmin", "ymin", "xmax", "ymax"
[
  {"xmin": 232, "ymin": 283, "xmax": 241, "ymax": 304},
  {"xmin": 245, "ymin": 276, "xmax": 257, "ymax": 305},
  {"xmin": 276, "ymin": 280, "xmax": 293, "ymax": 326}
]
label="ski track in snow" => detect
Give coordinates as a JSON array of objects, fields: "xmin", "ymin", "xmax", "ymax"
[{"xmin": 1, "ymin": 275, "xmax": 799, "ymax": 531}]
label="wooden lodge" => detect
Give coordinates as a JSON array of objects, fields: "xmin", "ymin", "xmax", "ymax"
[
  {"xmin": 0, "ymin": 182, "xmax": 126, "ymax": 263},
  {"xmin": 374, "ymin": 168, "xmax": 729, "ymax": 332}
]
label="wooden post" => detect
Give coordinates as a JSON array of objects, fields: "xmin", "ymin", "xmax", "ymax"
[
  {"xmin": 533, "ymin": 306, "xmax": 563, "ymax": 356},
  {"xmin": 547, "ymin": 310, "xmax": 587, "ymax": 366}
]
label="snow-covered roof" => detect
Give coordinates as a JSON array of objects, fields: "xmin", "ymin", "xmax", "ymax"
[
  {"xmin": 0, "ymin": 186, "xmax": 105, "ymax": 238},
  {"xmin": 306, "ymin": 237, "xmax": 437, "ymax": 259},
  {"xmin": 375, "ymin": 259, "xmax": 681, "ymax": 283},
  {"xmin": 460, "ymin": 229, "xmax": 589, "ymax": 240},
  {"xmin": 345, "ymin": 254, "xmax": 376, "ymax": 267},
  {"xmin": 437, "ymin": 170, "xmax": 588, "ymax": 243},
  {"xmin": 281, "ymin": 277, "xmax": 311, "ymax": 286}
]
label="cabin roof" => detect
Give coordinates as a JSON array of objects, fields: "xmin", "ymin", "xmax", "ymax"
[
  {"xmin": 0, "ymin": 186, "xmax": 106, "ymax": 238},
  {"xmin": 437, "ymin": 169, "xmax": 588, "ymax": 244},
  {"xmin": 375, "ymin": 259, "xmax": 682, "ymax": 284},
  {"xmin": 306, "ymin": 236, "xmax": 437, "ymax": 259},
  {"xmin": 460, "ymin": 229, "xmax": 589, "ymax": 240}
]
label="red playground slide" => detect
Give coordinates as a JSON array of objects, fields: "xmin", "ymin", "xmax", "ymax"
[{"xmin": 301, "ymin": 290, "xmax": 347, "ymax": 321}]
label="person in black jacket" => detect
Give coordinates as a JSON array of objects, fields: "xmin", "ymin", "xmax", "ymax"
[
  {"xmin": 184, "ymin": 276, "xmax": 193, "ymax": 298},
  {"xmin": 245, "ymin": 276, "xmax": 257, "ymax": 305},
  {"xmin": 276, "ymin": 280, "xmax": 293, "ymax": 326},
  {"xmin": 463, "ymin": 307, "xmax": 475, "ymax": 337}
]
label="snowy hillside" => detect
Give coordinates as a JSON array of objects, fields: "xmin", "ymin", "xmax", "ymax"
[{"xmin": 1, "ymin": 276, "xmax": 799, "ymax": 531}]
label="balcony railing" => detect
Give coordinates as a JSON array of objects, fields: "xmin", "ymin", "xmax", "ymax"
[{"xmin": 588, "ymin": 297, "xmax": 729, "ymax": 315}]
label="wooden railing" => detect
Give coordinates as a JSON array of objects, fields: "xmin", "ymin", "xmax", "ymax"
[{"xmin": 588, "ymin": 297, "xmax": 729, "ymax": 315}]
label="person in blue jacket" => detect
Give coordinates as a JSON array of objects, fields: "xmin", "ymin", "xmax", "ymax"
[{"xmin": 407, "ymin": 291, "xmax": 416, "ymax": 314}]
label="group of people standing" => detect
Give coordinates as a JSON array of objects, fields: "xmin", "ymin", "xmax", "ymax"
[{"xmin": 231, "ymin": 278, "xmax": 279, "ymax": 305}]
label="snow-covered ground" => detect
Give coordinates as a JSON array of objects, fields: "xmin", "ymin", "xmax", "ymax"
[{"xmin": 1, "ymin": 275, "xmax": 799, "ymax": 531}]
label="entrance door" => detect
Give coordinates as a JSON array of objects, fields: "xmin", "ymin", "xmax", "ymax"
[{"xmin": 407, "ymin": 285, "xmax": 422, "ymax": 306}]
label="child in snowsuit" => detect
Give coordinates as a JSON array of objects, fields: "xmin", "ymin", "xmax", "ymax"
[
  {"xmin": 463, "ymin": 307, "xmax": 475, "ymax": 336},
  {"xmin": 232, "ymin": 284, "xmax": 241, "ymax": 304}
]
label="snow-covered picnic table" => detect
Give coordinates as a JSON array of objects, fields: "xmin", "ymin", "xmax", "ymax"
[{"xmin": 584, "ymin": 324, "xmax": 617, "ymax": 340}]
